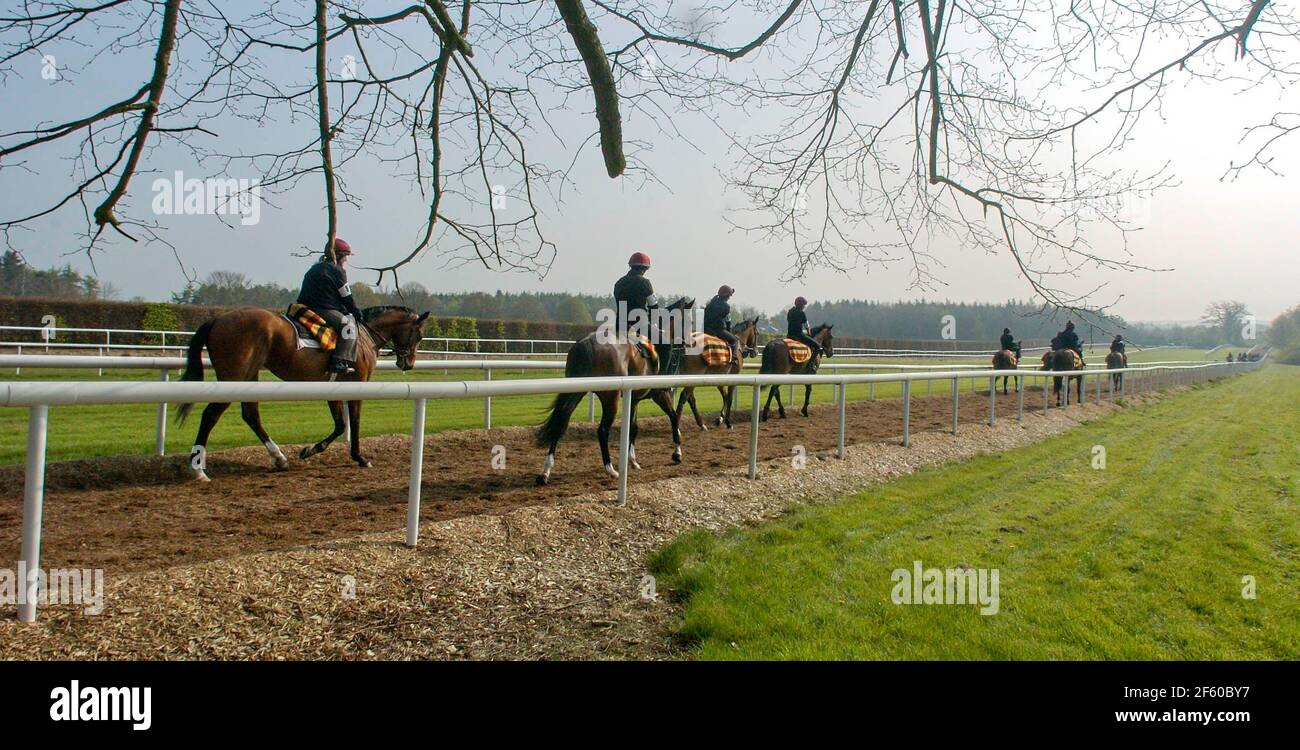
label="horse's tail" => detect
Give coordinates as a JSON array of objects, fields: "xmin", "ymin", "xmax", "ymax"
[
  {"xmin": 536, "ymin": 340, "xmax": 591, "ymax": 447},
  {"xmin": 760, "ymin": 341, "xmax": 775, "ymax": 374},
  {"xmin": 175, "ymin": 320, "xmax": 214, "ymax": 426}
]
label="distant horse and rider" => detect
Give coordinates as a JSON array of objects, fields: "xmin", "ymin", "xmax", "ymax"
[
  {"xmin": 759, "ymin": 314, "xmax": 834, "ymax": 420},
  {"xmin": 676, "ymin": 316, "xmax": 760, "ymax": 430},
  {"xmin": 177, "ymin": 240, "xmax": 429, "ymax": 480},
  {"xmin": 1040, "ymin": 321, "xmax": 1086, "ymax": 405}
]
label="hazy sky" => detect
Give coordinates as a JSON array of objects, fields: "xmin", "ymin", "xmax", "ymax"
[{"xmin": 3, "ymin": 5, "xmax": 1297, "ymax": 324}]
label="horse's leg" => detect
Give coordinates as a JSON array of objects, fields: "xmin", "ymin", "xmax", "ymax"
[
  {"xmin": 536, "ymin": 392, "xmax": 584, "ymax": 485},
  {"xmin": 774, "ymin": 383, "xmax": 786, "ymax": 418},
  {"xmin": 717, "ymin": 385, "xmax": 732, "ymax": 428},
  {"xmin": 649, "ymin": 388, "xmax": 684, "ymax": 464},
  {"xmin": 240, "ymin": 402, "xmax": 289, "ymax": 470},
  {"xmin": 687, "ymin": 390, "xmax": 706, "ymax": 430},
  {"xmin": 347, "ymin": 400, "xmax": 371, "ymax": 468},
  {"xmin": 597, "ymin": 391, "xmax": 619, "ymax": 478},
  {"xmin": 189, "ymin": 402, "xmax": 231, "ymax": 482},
  {"xmin": 300, "ymin": 401, "xmax": 346, "ymax": 460},
  {"xmin": 801, "ymin": 383, "xmax": 812, "ymax": 417},
  {"xmin": 626, "ymin": 395, "xmax": 642, "ymax": 470},
  {"xmin": 1053, "ymin": 375, "xmax": 1062, "ymax": 406},
  {"xmin": 761, "ymin": 384, "xmax": 776, "ymax": 421}
]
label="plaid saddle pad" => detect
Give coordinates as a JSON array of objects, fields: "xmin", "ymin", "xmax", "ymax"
[
  {"xmin": 286, "ymin": 303, "xmax": 337, "ymax": 352},
  {"xmin": 783, "ymin": 338, "xmax": 812, "ymax": 364},
  {"xmin": 696, "ymin": 333, "xmax": 734, "ymax": 367}
]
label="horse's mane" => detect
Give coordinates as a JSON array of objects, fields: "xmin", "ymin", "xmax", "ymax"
[
  {"xmin": 810, "ymin": 323, "xmax": 832, "ymax": 335},
  {"xmin": 361, "ymin": 305, "xmax": 416, "ymax": 322},
  {"xmin": 733, "ymin": 318, "xmax": 756, "ymax": 334}
]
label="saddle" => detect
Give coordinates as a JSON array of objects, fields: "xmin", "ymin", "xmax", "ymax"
[
  {"xmin": 783, "ymin": 338, "xmax": 813, "ymax": 364},
  {"xmin": 285, "ymin": 303, "xmax": 337, "ymax": 352},
  {"xmin": 695, "ymin": 332, "xmax": 735, "ymax": 367}
]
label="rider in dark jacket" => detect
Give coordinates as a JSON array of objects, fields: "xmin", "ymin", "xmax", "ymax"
[
  {"xmin": 786, "ymin": 297, "xmax": 824, "ymax": 356},
  {"xmin": 613, "ymin": 252, "xmax": 671, "ymax": 372},
  {"xmin": 296, "ymin": 238, "xmax": 362, "ymax": 374},
  {"xmin": 703, "ymin": 286, "xmax": 739, "ymax": 356},
  {"xmin": 1110, "ymin": 334, "xmax": 1126, "ymax": 354},
  {"xmin": 999, "ymin": 327, "xmax": 1021, "ymax": 361},
  {"xmin": 1056, "ymin": 321, "xmax": 1082, "ymax": 359}
]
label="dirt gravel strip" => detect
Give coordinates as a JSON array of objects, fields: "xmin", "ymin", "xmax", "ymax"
[{"xmin": 0, "ymin": 392, "xmax": 1167, "ymax": 660}]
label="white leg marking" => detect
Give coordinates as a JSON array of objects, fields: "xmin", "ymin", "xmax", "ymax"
[
  {"xmin": 628, "ymin": 444, "xmax": 641, "ymax": 470},
  {"xmin": 264, "ymin": 439, "xmax": 289, "ymax": 468},
  {"xmin": 604, "ymin": 463, "xmax": 620, "ymax": 479}
]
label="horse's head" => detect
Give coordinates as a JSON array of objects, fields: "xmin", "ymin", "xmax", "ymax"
[
  {"xmin": 735, "ymin": 317, "xmax": 760, "ymax": 357},
  {"xmin": 813, "ymin": 323, "xmax": 834, "ymax": 358},
  {"xmin": 363, "ymin": 307, "xmax": 430, "ymax": 371}
]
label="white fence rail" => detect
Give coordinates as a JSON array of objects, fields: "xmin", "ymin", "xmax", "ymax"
[
  {"xmin": 0, "ymin": 352, "xmax": 1247, "ymax": 451},
  {"xmin": 1, "ymin": 356, "xmax": 1264, "ymax": 621}
]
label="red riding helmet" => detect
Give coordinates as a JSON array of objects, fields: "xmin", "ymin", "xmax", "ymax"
[
  {"xmin": 794, "ymin": 296, "xmax": 808, "ymax": 307},
  {"xmin": 628, "ymin": 252, "xmax": 651, "ymax": 269},
  {"xmin": 332, "ymin": 238, "xmax": 352, "ymax": 256},
  {"xmin": 718, "ymin": 285, "xmax": 735, "ymax": 297}
]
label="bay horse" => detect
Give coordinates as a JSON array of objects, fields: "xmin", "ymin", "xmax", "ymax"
[
  {"xmin": 535, "ymin": 298, "xmax": 690, "ymax": 486},
  {"xmin": 759, "ymin": 324, "xmax": 834, "ymax": 420},
  {"xmin": 675, "ymin": 318, "xmax": 759, "ymax": 430},
  {"xmin": 991, "ymin": 349, "xmax": 1020, "ymax": 395},
  {"xmin": 1105, "ymin": 350, "xmax": 1127, "ymax": 389},
  {"xmin": 176, "ymin": 305, "xmax": 429, "ymax": 481},
  {"xmin": 1041, "ymin": 348, "xmax": 1084, "ymax": 406}
]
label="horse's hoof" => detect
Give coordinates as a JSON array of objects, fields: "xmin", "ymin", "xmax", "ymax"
[
  {"xmin": 671, "ymin": 450, "xmax": 682, "ymax": 464},
  {"xmin": 801, "ymin": 409, "xmax": 809, "ymax": 417},
  {"xmin": 699, "ymin": 424, "xmax": 709, "ymax": 431},
  {"xmin": 760, "ymin": 412, "xmax": 769, "ymax": 422},
  {"xmin": 298, "ymin": 446, "xmax": 315, "ymax": 460},
  {"xmin": 630, "ymin": 460, "xmax": 642, "ymax": 471},
  {"xmin": 355, "ymin": 457, "xmax": 372, "ymax": 468},
  {"xmin": 535, "ymin": 475, "xmax": 548, "ymax": 486},
  {"xmin": 604, "ymin": 463, "xmax": 619, "ymax": 479},
  {"xmin": 273, "ymin": 457, "xmax": 290, "ymax": 470},
  {"xmin": 193, "ymin": 470, "xmax": 211, "ymax": 483}
]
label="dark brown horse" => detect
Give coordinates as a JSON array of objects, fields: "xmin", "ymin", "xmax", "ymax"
[
  {"xmin": 675, "ymin": 318, "xmax": 759, "ymax": 430},
  {"xmin": 177, "ymin": 305, "xmax": 429, "ymax": 481},
  {"xmin": 992, "ymin": 349, "xmax": 1020, "ymax": 395},
  {"xmin": 1105, "ymin": 350, "xmax": 1126, "ymax": 389},
  {"xmin": 759, "ymin": 324, "xmax": 834, "ymax": 420},
  {"xmin": 1042, "ymin": 348, "xmax": 1084, "ymax": 406},
  {"xmin": 535, "ymin": 299, "xmax": 690, "ymax": 485}
]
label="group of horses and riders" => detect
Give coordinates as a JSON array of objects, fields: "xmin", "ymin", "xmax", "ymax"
[
  {"xmin": 535, "ymin": 252, "xmax": 833, "ymax": 485},
  {"xmin": 177, "ymin": 244, "xmax": 836, "ymax": 485},
  {"xmin": 993, "ymin": 321, "xmax": 1129, "ymax": 404}
]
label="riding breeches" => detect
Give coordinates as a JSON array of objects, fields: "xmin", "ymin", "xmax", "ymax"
[
  {"xmin": 317, "ymin": 309, "xmax": 358, "ymax": 363},
  {"xmin": 705, "ymin": 327, "xmax": 739, "ymax": 350}
]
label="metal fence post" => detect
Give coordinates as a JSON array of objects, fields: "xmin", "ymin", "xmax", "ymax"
[
  {"xmin": 406, "ymin": 399, "xmax": 427, "ymax": 548},
  {"xmin": 18, "ymin": 404, "xmax": 49, "ymax": 622},
  {"xmin": 902, "ymin": 380, "xmax": 911, "ymax": 447},
  {"xmin": 837, "ymin": 379, "xmax": 847, "ymax": 459},
  {"xmin": 951, "ymin": 376, "xmax": 959, "ymax": 435},
  {"xmin": 869, "ymin": 368, "xmax": 875, "ymax": 401},
  {"xmin": 1042, "ymin": 375, "xmax": 1049, "ymax": 415},
  {"xmin": 1016, "ymin": 372, "xmax": 1024, "ymax": 422},
  {"xmin": 483, "ymin": 368, "xmax": 492, "ymax": 429},
  {"xmin": 988, "ymin": 376, "xmax": 996, "ymax": 427},
  {"xmin": 155, "ymin": 369, "xmax": 169, "ymax": 455},
  {"xmin": 749, "ymin": 383, "xmax": 761, "ymax": 479},
  {"xmin": 617, "ymin": 387, "xmax": 633, "ymax": 505},
  {"xmin": 589, "ymin": 391, "xmax": 595, "ymax": 422}
]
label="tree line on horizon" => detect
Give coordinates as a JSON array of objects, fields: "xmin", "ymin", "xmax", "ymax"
[{"xmin": 0, "ymin": 254, "xmax": 1274, "ymax": 347}]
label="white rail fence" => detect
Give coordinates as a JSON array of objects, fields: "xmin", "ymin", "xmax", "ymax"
[
  {"xmin": 1, "ymin": 323, "xmax": 1189, "ymax": 360},
  {"xmin": 1, "ymin": 356, "xmax": 1263, "ymax": 621},
  {"xmin": 0, "ymin": 353, "xmax": 1243, "ymax": 453}
]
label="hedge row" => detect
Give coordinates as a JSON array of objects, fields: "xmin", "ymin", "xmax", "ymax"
[{"xmin": 0, "ymin": 295, "xmax": 592, "ymax": 347}]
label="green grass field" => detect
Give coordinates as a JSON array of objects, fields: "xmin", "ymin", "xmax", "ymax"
[
  {"xmin": 650, "ymin": 365, "xmax": 1298, "ymax": 659},
  {"xmin": 0, "ymin": 346, "xmax": 1233, "ymax": 465}
]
